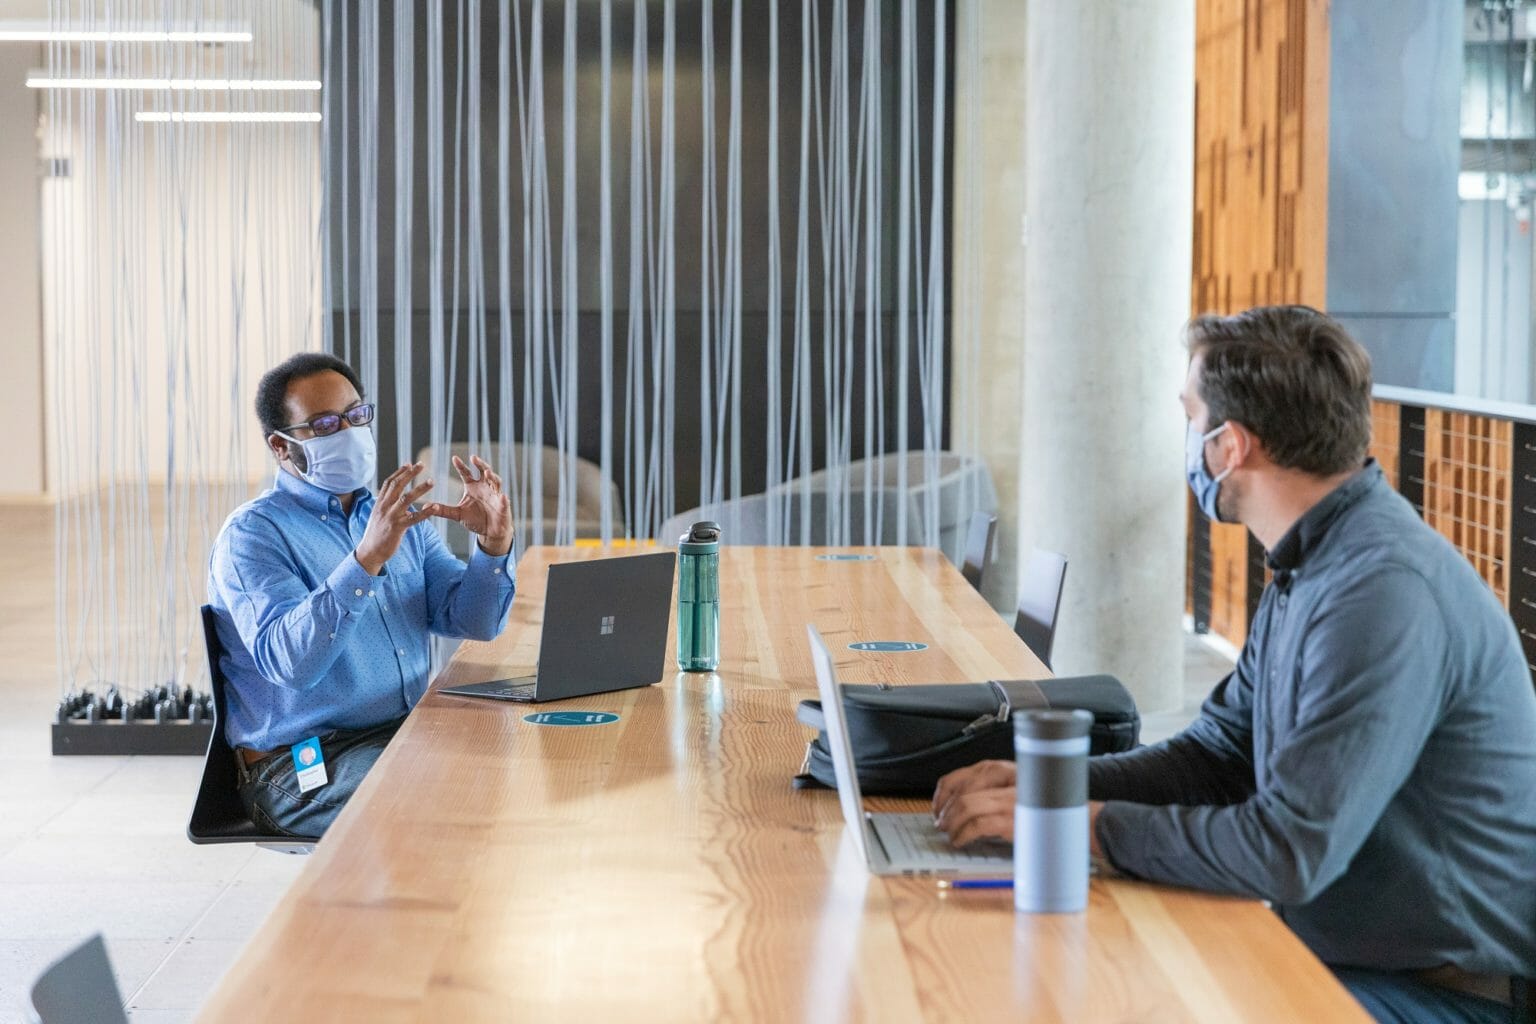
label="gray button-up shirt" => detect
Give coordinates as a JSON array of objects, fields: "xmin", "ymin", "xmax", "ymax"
[{"xmin": 1093, "ymin": 461, "xmax": 1536, "ymax": 977}]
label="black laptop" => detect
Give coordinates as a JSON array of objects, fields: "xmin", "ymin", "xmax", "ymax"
[{"xmin": 439, "ymin": 551, "xmax": 677, "ymax": 703}]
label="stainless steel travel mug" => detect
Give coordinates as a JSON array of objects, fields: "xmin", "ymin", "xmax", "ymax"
[{"xmin": 1013, "ymin": 708, "xmax": 1093, "ymax": 913}]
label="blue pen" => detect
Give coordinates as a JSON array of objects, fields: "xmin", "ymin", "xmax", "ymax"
[{"xmin": 936, "ymin": 878, "xmax": 1013, "ymax": 890}]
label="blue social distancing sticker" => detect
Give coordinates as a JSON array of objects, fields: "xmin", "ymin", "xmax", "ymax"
[
  {"xmin": 848, "ymin": 641, "xmax": 928, "ymax": 653},
  {"xmin": 815, "ymin": 553, "xmax": 876, "ymax": 562},
  {"xmin": 522, "ymin": 711, "xmax": 621, "ymax": 727}
]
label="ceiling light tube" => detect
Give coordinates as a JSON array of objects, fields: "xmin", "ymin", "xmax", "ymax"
[
  {"xmin": 27, "ymin": 76, "xmax": 321, "ymax": 91},
  {"xmin": 0, "ymin": 27, "xmax": 251, "ymax": 43},
  {"xmin": 135, "ymin": 111, "xmax": 322, "ymax": 124}
]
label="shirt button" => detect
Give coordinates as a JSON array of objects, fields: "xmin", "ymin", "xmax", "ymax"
[
  {"xmin": 397, "ymin": 648, "xmax": 406, "ymax": 656},
  {"xmin": 368, "ymin": 590, "xmax": 375, "ymax": 598},
  {"xmin": 493, "ymin": 567, "xmax": 502, "ymax": 575},
  {"xmin": 320, "ymin": 515, "xmax": 328, "ymax": 522},
  {"xmin": 354, "ymin": 587, "xmax": 364, "ymax": 597},
  {"xmin": 328, "ymin": 632, "xmax": 336, "ymax": 640}
]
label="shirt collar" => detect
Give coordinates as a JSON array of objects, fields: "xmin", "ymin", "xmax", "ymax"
[
  {"xmin": 1265, "ymin": 459, "xmax": 1383, "ymax": 572},
  {"xmin": 273, "ymin": 467, "xmax": 370, "ymax": 517}
]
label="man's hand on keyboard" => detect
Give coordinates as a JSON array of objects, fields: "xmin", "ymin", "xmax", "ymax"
[{"xmin": 933, "ymin": 759, "xmax": 1016, "ymax": 848}]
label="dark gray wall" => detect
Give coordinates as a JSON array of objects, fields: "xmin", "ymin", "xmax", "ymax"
[
  {"xmin": 323, "ymin": 0, "xmax": 953, "ymax": 514},
  {"xmin": 1327, "ymin": 0, "xmax": 1461, "ymax": 389}
]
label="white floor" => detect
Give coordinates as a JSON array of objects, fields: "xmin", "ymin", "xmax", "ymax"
[{"xmin": 0, "ymin": 501, "xmax": 1234, "ymax": 1020}]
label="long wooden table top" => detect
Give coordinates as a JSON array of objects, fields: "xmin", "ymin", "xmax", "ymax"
[{"xmin": 198, "ymin": 545, "xmax": 1366, "ymax": 1022}]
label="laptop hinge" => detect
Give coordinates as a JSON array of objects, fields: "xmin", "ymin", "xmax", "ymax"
[{"xmin": 864, "ymin": 813, "xmax": 894, "ymax": 862}]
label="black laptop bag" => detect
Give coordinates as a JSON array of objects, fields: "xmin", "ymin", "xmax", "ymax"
[{"xmin": 794, "ymin": 676, "xmax": 1140, "ymax": 797}]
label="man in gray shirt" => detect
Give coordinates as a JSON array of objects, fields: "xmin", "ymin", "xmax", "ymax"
[{"xmin": 934, "ymin": 306, "xmax": 1536, "ymax": 1023}]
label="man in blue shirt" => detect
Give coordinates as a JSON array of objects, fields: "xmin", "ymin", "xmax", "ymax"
[{"xmin": 208, "ymin": 352, "xmax": 516, "ymax": 839}]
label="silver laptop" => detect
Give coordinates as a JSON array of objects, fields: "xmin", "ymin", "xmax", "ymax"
[
  {"xmin": 805, "ymin": 624, "xmax": 1013, "ymax": 876},
  {"xmin": 440, "ymin": 552, "xmax": 676, "ymax": 704}
]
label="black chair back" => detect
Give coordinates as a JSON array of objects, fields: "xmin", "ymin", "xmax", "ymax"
[
  {"xmin": 187, "ymin": 605, "xmax": 295, "ymax": 844},
  {"xmin": 1015, "ymin": 549, "xmax": 1068, "ymax": 669},
  {"xmin": 960, "ymin": 512, "xmax": 997, "ymax": 591}
]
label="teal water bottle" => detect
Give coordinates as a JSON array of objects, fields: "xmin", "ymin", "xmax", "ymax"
[{"xmin": 677, "ymin": 521, "xmax": 721, "ymax": 671}]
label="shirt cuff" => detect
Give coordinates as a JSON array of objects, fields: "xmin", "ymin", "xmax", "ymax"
[
  {"xmin": 469, "ymin": 541, "xmax": 515, "ymax": 578},
  {"xmin": 329, "ymin": 552, "xmax": 381, "ymax": 613}
]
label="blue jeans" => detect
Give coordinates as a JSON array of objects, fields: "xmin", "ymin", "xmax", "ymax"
[
  {"xmin": 1335, "ymin": 967, "xmax": 1517, "ymax": 1024},
  {"xmin": 236, "ymin": 717, "xmax": 404, "ymax": 840}
]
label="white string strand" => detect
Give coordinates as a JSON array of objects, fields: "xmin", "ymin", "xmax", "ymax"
[
  {"xmin": 765, "ymin": 0, "xmax": 782, "ymax": 545},
  {"xmin": 599, "ymin": 0, "xmax": 614, "ymax": 545},
  {"xmin": 395, "ymin": 0, "xmax": 416, "ymax": 468}
]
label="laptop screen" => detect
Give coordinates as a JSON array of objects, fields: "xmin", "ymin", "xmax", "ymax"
[{"xmin": 805, "ymin": 624, "xmax": 872, "ymax": 862}]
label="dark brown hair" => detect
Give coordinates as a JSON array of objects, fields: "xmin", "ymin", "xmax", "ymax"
[{"xmin": 1186, "ymin": 305, "xmax": 1372, "ymax": 476}]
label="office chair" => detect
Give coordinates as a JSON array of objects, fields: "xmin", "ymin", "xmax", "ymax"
[
  {"xmin": 27, "ymin": 933, "xmax": 128, "ymax": 1024},
  {"xmin": 960, "ymin": 512, "xmax": 998, "ymax": 592},
  {"xmin": 1015, "ymin": 548, "xmax": 1068, "ymax": 669},
  {"xmin": 187, "ymin": 606, "xmax": 312, "ymax": 854}
]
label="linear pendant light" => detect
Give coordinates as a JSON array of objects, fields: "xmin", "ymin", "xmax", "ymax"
[
  {"xmin": 27, "ymin": 76, "xmax": 321, "ymax": 91},
  {"xmin": 0, "ymin": 21, "xmax": 251, "ymax": 43},
  {"xmin": 135, "ymin": 111, "xmax": 322, "ymax": 123}
]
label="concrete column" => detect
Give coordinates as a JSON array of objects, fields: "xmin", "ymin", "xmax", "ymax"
[
  {"xmin": 1019, "ymin": 2, "xmax": 1194, "ymax": 712},
  {"xmin": 0, "ymin": 43, "xmax": 45, "ymax": 498},
  {"xmin": 952, "ymin": 0, "xmax": 1028, "ymax": 615}
]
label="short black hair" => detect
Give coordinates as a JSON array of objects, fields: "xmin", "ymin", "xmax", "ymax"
[
  {"xmin": 1186, "ymin": 305, "xmax": 1373, "ymax": 476},
  {"xmin": 255, "ymin": 352, "xmax": 365, "ymax": 437}
]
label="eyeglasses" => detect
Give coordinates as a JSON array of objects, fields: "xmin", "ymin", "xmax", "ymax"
[{"xmin": 279, "ymin": 403, "xmax": 375, "ymax": 437}]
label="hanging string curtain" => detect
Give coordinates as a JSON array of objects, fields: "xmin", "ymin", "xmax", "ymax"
[
  {"xmin": 46, "ymin": 0, "xmax": 322, "ymax": 699},
  {"xmin": 45, "ymin": 0, "xmax": 988, "ymax": 703},
  {"xmin": 326, "ymin": 0, "xmax": 974, "ymax": 550}
]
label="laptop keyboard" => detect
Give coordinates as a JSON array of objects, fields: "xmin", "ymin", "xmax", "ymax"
[
  {"xmin": 483, "ymin": 682, "xmax": 537, "ymax": 700},
  {"xmin": 872, "ymin": 812, "xmax": 1012, "ymax": 868}
]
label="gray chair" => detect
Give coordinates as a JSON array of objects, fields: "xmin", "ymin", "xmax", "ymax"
[
  {"xmin": 187, "ymin": 606, "xmax": 311, "ymax": 854},
  {"xmin": 660, "ymin": 488, "xmax": 926, "ymax": 548},
  {"xmin": 27, "ymin": 934, "xmax": 127, "ymax": 1024},
  {"xmin": 1015, "ymin": 548, "xmax": 1068, "ymax": 669},
  {"xmin": 662, "ymin": 451, "xmax": 997, "ymax": 562},
  {"xmin": 960, "ymin": 512, "xmax": 997, "ymax": 591}
]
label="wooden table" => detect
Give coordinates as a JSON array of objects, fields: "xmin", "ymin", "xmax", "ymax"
[{"xmin": 198, "ymin": 546, "xmax": 1367, "ymax": 1022}]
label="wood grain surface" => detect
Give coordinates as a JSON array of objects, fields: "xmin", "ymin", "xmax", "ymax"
[{"xmin": 197, "ymin": 546, "xmax": 1366, "ymax": 1023}]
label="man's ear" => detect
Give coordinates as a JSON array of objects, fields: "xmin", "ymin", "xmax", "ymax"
[
  {"xmin": 1224, "ymin": 421, "xmax": 1262, "ymax": 470},
  {"xmin": 270, "ymin": 434, "xmax": 305, "ymax": 474}
]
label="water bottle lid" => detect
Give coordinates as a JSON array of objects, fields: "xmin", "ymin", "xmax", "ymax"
[
  {"xmin": 1013, "ymin": 707, "xmax": 1093, "ymax": 740},
  {"xmin": 679, "ymin": 521, "xmax": 721, "ymax": 554}
]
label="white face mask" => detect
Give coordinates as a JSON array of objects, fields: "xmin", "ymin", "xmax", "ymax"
[
  {"xmin": 275, "ymin": 425, "xmax": 377, "ymax": 494},
  {"xmin": 1185, "ymin": 421, "xmax": 1232, "ymax": 522}
]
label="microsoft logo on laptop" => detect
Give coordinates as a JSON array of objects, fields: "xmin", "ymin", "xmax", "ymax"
[{"xmin": 600, "ymin": 615, "xmax": 615, "ymax": 636}]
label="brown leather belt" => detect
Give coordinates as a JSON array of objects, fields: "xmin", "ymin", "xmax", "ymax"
[
  {"xmin": 1415, "ymin": 965, "xmax": 1514, "ymax": 1007},
  {"xmin": 236, "ymin": 745, "xmax": 285, "ymax": 769}
]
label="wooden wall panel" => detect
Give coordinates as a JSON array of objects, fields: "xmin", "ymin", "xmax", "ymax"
[
  {"xmin": 1369, "ymin": 399, "xmax": 1400, "ymax": 489},
  {"xmin": 1422, "ymin": 410, "xmax": 1513, "ymax": 606},
  {"xmin": 1193, "ymin": 0, "xmax": 1331, "ymax": 647}
]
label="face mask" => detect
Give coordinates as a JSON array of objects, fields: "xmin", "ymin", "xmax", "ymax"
[
  {"xmin": 275, "ymin": 425, "xmax": 377, "ymax": 495},
  {"xmin": 1186, "ymin": 421, "xmax": 1233, "ymax": 522}
]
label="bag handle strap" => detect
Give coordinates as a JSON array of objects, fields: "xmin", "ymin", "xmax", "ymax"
[{"xmin": 989, "ymin": 678, "xmax": 1050, "ymax": 719}]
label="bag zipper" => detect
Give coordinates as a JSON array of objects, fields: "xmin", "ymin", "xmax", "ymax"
[{"xmin": 961, "ymin": 681, "xmax": 1013, "ymax": 735}]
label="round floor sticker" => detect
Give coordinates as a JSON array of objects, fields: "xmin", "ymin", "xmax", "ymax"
[
  {"xmin": 816, "ymin": 553, "xmax": 876, "ymax": 562},
  {"xmin": 848, "ymin": 641, "xmax": 928, "ymax": 653},
  {"xmin": 522, "ymin": 711, "xmax": 621, "ymax": 727}
]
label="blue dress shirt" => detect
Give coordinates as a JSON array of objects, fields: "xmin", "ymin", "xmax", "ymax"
[{"xmin": 207, "ymin": 469, "xmax": 516, "ymax": 750}]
